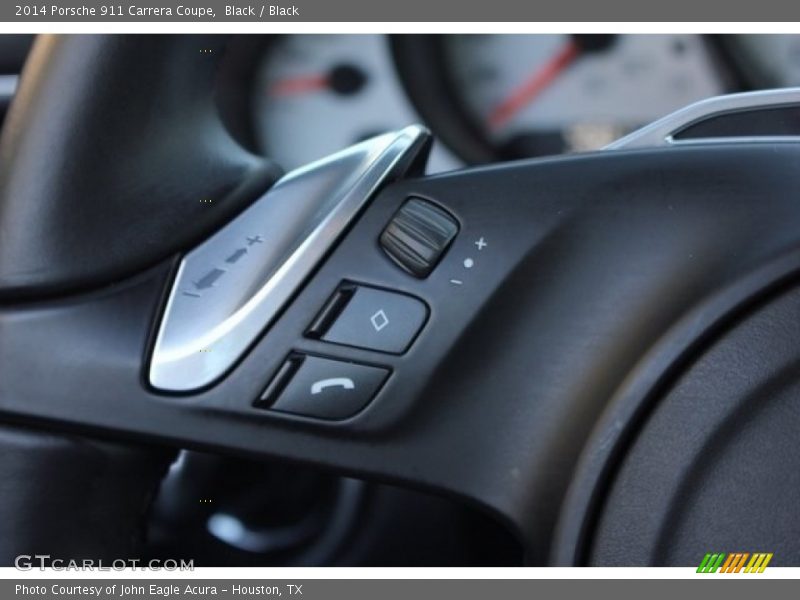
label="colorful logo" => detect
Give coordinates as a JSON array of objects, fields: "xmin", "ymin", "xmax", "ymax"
[{"xmin": 697, "ymin": 553, "xmax": 773, "ymax": 573}]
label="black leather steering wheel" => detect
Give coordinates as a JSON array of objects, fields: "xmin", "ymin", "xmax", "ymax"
[{"xmin": 1, "ymin": 34, "xmax": 799, "ymax": 566}]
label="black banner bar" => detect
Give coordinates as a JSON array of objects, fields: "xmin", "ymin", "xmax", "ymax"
[
  {"xmin": 4, "ymin": 579, "xmax": 799, "ymax": 600},
  {"xmin": 4, "ymin": 0, "xmax": 800, "ymax": 22}
]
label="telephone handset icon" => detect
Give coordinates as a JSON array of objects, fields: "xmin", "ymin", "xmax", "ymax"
[{"xmin": 310, "ymin": 377, "xmax": 355, "ymax": 395}]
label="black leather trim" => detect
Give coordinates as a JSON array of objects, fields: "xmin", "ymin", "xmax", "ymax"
[
  {"xmin": 0, "ymin": 34, "xmax": 279, "ymax": 300},
  {"xmin": 0, "ymin": 424, "xmax": 173, "ymax": 565}
]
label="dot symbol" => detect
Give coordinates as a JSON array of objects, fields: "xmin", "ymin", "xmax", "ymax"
[{"xmin": 463, "ymin": 258, "xmax": 474, "ymax": 269}]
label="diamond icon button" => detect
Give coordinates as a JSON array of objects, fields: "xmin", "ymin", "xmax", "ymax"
[
  {"xmin": 370, "ymin": 309, "xmax": 390, "ymax": 332},
  {"xmin": 322, "ymin": 287, "xmax": 428, "ymax": 353}
]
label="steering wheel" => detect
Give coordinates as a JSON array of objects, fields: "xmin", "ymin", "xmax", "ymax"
[{"xmin": 2, "ymin": 35, "xmax": 800, "ymax": 566}]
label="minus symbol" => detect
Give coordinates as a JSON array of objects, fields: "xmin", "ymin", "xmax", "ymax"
[
  {"xmin": 226, "ymin": 248, "xmax": 247, "ymax": 264},
  {"xmin": 450, "ymin": 279, "xmax": 463, "ymax": 285}
]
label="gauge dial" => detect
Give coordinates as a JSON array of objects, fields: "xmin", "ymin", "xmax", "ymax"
[
  {"xmin": 396, "ymin": 34, "xmax": 733, "ymax": 161},
  {"xmin": 253, "ymin": 35, "xmax": 461, "ymax": 173}
]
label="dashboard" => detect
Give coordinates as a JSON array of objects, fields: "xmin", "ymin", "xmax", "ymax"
[{"xmin": 225, "ymin": 34, "xmax": 800, "ymax": 174}]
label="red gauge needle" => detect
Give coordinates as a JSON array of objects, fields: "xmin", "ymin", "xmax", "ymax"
[
  {"xmin": 487, "ymin": 40, "xmax": 580, "ymax": 131},
  {"xmin": 269, "ymin": 74, "xmax": 330, "ymax": 97}
]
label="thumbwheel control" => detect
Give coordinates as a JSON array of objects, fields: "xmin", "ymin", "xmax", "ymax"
[{"xmin": 380, "ymin": 197, "xmax": 459, "ymax": 278}]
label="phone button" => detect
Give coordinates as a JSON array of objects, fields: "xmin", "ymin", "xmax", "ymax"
[{"xmin": 257, "ymin": 354, "xmax": 390, "ymax": 420}]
